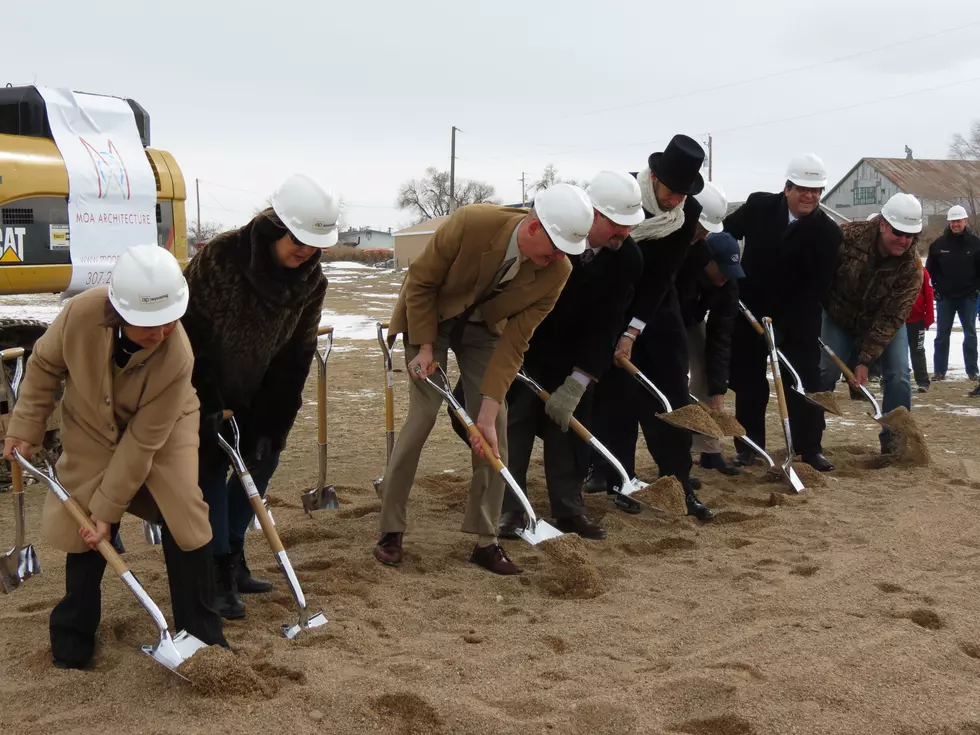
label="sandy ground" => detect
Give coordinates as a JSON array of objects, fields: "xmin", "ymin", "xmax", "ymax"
[{"xmin": 1, "ymin": 265, "xmax": 980, "ymax": 734}]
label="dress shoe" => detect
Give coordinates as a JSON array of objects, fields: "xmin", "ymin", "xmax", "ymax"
[
  {"xmin": 802, "ymin": 452, "xmax": 835, "ymax": 472},
  {"xmin": 553, "ymin": 514, "xmax": 606, "ymax": 540},
  {"xmin": 732, "ymin": 450, "xmax": 758, "ymax": 467},
  {"xmin": 932, "ymin": 373, "xmax": 946, "ymax": 382},
  {"xmin": 683, "ymin": 480, "xmax": 714, "ymax": 522},
  {"xmin": 700, "ymin": 452, "xmax": 741, "ymax": 476},
  {"xmin": 969, "ymin": 384, "xmax": 980, "ymax": 398},
  {"xmin": 373, "ymin": 532, "xmax": 404, "ymax": 566},
  {"xmin": 497, "ymin": 510, "xmax": 526, "ymax": 539},
  {"xmin": 917, "ymin": 384, "xmax": 930, "ymax": 393},
  {"xmin": 583, "ymin": 473, "xmax": 608, "ymax": 494},
  {"xmin": 470, "ymin": 544, "xmax": 522, "ymax": 575}
]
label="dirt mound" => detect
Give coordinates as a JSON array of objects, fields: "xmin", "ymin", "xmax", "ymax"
[
  {"xmin": 370, "ymin": 692, "xmax": 444, "ymax": 734},
  {"xmin": 182, "ymin": 645, "xmax": 270, "ymax": 698},
  {"xmin": 705, "ymin": 409, "xmax": 745, "ymax": 437},
  {"xmin": 808, "ymin": 391, "xmax": 842, "ymax": 416},
  {"xmin": 535, "ymin": 534, "xmax": 606, "ymax": 599},
  {"xmin": 790, "ymin": 462, "xmax": 827, "ymax": 487},
  {"xmin": 663, "ymin": 404, "xmax": 724, "ymax": 439},
  {"xmin": 630, "ymin": 476, "xmax": 687, "ymax": 515},
  {"xmin": 880, "ymin": 407, "xmax": 931, "ymax": 466}
]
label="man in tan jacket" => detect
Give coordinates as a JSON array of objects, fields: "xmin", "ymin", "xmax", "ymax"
[{"xmin": 374, "ymin": 183, "xmax": 594, "ymax": 575}]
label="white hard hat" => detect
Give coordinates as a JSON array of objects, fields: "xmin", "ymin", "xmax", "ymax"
[
  {"xmin": 881, "ymin": 193, "xmax": 923, "ymax": 234},
  {"xmin": 786, "ymin": 153, "xmax": 828, "ymax": 188},
  {"xmin": 270, "ymin": 173, "xmax": 340, "ymax": 248},
  {"xmin": 866, "ymin": 212, "xmax": 879, "ymax": 221},
  {"xmin": 947, "ymin": 205, "xmax": 969, "ymax": 222},
  {"xmin": 694, "ymin": 181, "xmax": 728, "ymax": 233},
  {"xmin": 533, "ymin": 183, "xmax": 594, "ymax": 255},
  {"xmin": 585, "ymin": 171, "xmax": 645, "ymax": 226},
  {"xmin": 108, "ymin": 244, "xmax": 189, "ymax": 327}
]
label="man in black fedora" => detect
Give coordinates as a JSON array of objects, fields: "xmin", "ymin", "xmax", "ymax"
[{"xmin": 587, "ymin": 134, "xmax": 715, "ymax": 521}]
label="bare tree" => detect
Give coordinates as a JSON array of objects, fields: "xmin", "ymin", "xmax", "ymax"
[
  {"xmin": 529, "ymin": 164, "xmax": 588, "ymax": 196},
  {"xmin": 188, "ymin": 220, "xmax": 225, "ymax": 247},
  {"xmin": 396, "ymin": 167, "xmax": 497, "ymax": 223},
  {"xmin": 947, "ymin": 121, "xmax": 980, "ymax": 230}
]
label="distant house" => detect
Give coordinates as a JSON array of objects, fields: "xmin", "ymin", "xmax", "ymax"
[
  {"xmin": 823, "ymin": 157, "xmax": 980, "ymax": 225},
  {"xmin": 391, "ymin": 216, "xmax": 450, "ymax": 267},
  {"xmin": 336, "ymin": 226, "xmax": 394, "ymax": 251}
]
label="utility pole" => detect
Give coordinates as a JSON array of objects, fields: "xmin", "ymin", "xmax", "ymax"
[
  {"xmin": 449, "ymin": 126, "xmax": 459, "ymax": 213},
  {"xmin": 708, "ymin": 135, "xmax": 713, "ymax": 182},
  {"xmin": 195, "ymin": 178, "xmax": 202, "ymax": 243},
  {"xmin": 519, "ymin": 172, "xmax": 527, "ymax": 206}
]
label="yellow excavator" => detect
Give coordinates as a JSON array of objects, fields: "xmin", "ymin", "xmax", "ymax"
[{"xmin": 0, "ymin": 85, "xmax": 190, "ymax": 479}]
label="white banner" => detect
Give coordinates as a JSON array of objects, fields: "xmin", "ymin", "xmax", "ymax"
[{"xmin": 34, "ymin": 86, "xmax": 158, "ymax": 295}]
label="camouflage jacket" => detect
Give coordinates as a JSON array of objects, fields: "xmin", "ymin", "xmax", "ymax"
[{"xmin": 824, "ymin": 219, "xmax": 923, "ymax": 366}]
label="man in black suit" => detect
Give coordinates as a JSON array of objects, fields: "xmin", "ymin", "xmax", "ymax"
[
  {"xmin": 496, "ymin": 170, "xmax": 647, "ymax": 540},
  {"xmin": 586, "ymin": 135, "xmax": 715, "ymax": 521},
  {"xmin": 722, "ymin": 153, "xmax": 843, "ymax": 471}
]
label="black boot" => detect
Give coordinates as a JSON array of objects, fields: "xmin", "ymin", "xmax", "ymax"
[
  {"xmin": 49, "ymin": 548, "xmax": 108, "ymax": 670},
  {"xmin": 701, "ymin": 452, "xmax": 741, "ymax": 475},
  {"xmin": 683, "ymin": 479, "xmax": 714, "ymax": 522},
  {"xmin": 231, "ymin": 546, "xmax": 273, "ymax": 594},
  {"xmin": 213, "ymin": 553, "xmax": 245, "ymax": 620},
  {"xmin": 733, "ymin": 450, "xmax": 758, "ymax": 467},
  {"xmin": 161, "ymin": 527, "xmax": 229, "ymax": 648}
]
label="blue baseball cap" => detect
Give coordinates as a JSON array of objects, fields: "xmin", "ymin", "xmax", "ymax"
[{"xmin": 705, "ymin": 232, "xmax": 745, "ymax": 280}]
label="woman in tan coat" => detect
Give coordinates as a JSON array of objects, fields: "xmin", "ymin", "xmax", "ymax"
[{"xmin": 3, "ymin": 244, "xmax": 226, "ymax": 670}]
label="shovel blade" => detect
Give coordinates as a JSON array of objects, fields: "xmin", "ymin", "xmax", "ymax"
[
  {"xmin": 301, "ymin": 485, "xmax": 340, "ymax": 513},
  {"xmin": 17, "ymin": 544, "xmax": 40, "ymax": 580},
  {"xmin": 143, "ymin": 521, "xmax": 163, "ymax": 546},
  {"xmin": 372, "ymin": 476, "xmax": 383, "ymax": 499},
  {"xmin": 282, "ymin": 610, "xmax": 328, "ymax": 640},
  {"xmin": 0, "ymin": 545, "xmax": 41, "ymax": 593},
  {"xmin": 784, "ymin": 464, "xmax": 805, "ymax": 494},
  {"xmin": 142, "ymin": 629, "xmax": 209, "ymax": 678},
  {"xmin": 516, "ymin": 519, "xmax": 564, "ymax": 546}
]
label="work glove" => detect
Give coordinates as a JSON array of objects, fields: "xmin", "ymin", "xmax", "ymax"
[{"xmin": 544, "ymin": 376, "xmax": 587, "ymax": 433}]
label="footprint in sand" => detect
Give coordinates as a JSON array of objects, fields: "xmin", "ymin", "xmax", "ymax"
[
  {"xmin": 959, "ymin": 642, "xmax": 980, "ymax": 660},
  {"xmin": 876, "ymin": 582, "xmax": 904, "ymax": 594},
  {"xmin": 897, "ymin": 608, "xmax": 945, "ymax": 630},
  {"xmin": 369, "ymin": 693, "xmax": 444, "ymax": 733},
  {"xmin": 17, "ymin": 598, "xmax": 59, "ymax": 614},
  {"xmin": 789, "ymin": 564, "xmax": 820, "ymax": 577},
  {"xmin": 667, "ymin": 713, "xmax": 757, "ymax": 734}
]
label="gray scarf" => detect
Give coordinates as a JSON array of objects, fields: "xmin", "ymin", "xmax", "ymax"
[{"xmin": 631, "ymin": 166, "xmax": 686, "ymax": 242}]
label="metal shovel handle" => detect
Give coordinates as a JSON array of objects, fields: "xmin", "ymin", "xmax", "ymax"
[{"xmin": 817, "ymin": 337, "xmax": 883, "ymax": 420}]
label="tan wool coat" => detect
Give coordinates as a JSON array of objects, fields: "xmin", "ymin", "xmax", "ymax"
[
  {"xmin": 6, "ymin": 287, "xmax": 212, "ymax": 554},
  {"xmin": 388, "ymin": 204, "xmax": 572, "ymax": 401}
]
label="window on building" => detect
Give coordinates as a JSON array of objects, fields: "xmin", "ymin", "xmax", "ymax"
[{"xmin": 854, "ymin": 187, "xmax": 877, "ymax": 205}]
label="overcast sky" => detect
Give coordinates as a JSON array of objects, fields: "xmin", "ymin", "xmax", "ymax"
[{"xmin": 7, "ymin": 0, "xmax": 980, "ymax": 233}]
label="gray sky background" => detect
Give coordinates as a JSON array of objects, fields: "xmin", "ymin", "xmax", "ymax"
[{"xmin": 7, "ymin": 0, "xmax": 980, "ymax": 233}]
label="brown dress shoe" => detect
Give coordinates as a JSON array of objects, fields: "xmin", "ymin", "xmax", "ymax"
[
  {"xmin": 470, "ymin": 543, "xmax": 522, "ymax": 575},
  {"xmin": 373, "ymin": 532, "xmax": 403, "ymax": 566},
  {"xmin": 553, "ymin": 514, "xmax": 607, "ymax": 540}
]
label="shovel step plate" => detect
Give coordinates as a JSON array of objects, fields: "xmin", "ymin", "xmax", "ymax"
[{"xmin": 142, "ymin": 629, "xmax": 210, "ymax": 677}]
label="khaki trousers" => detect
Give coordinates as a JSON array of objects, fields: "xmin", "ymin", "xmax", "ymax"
[
  {"xmin": 687, "ymin": 321, "xmax": 724, "ymax": 455},
  {"xmin": 378, "ymin": 319, "xmax": 508, "ymax": 537}
]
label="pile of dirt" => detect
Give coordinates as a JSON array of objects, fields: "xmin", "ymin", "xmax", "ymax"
[
  {"xmin": 808, "ymin": 391, "xmax": 842, "ymax": 416},
  {"xmin": 663, "ymin": 404, "xmax": 724, "ymax": 439},
  {"xmin": 182, "ymin": 645, "xmax": 271, "ymax": 698},
  {"xmin": 881, "ymin": 407, "xmax": 931, "ymax": 466},
  {"xmin": 706, "ymin": 409, "xmax": 746, "ymax": 437},
  {"xmin": 789, "ymin": 462, "xmax": 826, "ymax": 488},
  {"xmin": 535, "ymin": 534, "xmax": 606, "ymax": 600},
  {"xmin": 630, "ymin": 476, "xmax": 688, "ymax": 515}
]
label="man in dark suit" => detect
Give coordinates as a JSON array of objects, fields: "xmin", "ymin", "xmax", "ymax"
[
  {"xmin": 587, "ymin": 135, "xmax": 715, "ymax": 521},
  {"xmin": 722, "ymin": 153, "xmax": 843, "ymax": 471},
  {"xmin": 497, "ymin": 171, "xmax": 646, "ymax": 540}
]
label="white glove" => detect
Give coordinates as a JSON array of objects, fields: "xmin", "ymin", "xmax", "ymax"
[{"xmin": 544, "ymin": 376, "xmax": 587, "ymax": 432}]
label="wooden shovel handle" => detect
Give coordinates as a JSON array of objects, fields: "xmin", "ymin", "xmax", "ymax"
[
  {"xmin": 762, "ymin": 318, "xmax": 791, "ymax": 423},
  {"xmin": 0, "ymin": 347, "xmax": 25, "ymax": 361},
  {"xmin": 248, "ymin": 493, "xmax": 284, "ymax": 553},
  {"xmin": 380, "ymin": 322, "xmax": 389, "ymax": 330},
  {"xmin": 457, "ymin": 411, "xmax": 506, "ymax": 472},
  {"xmin": 615, "ymin": 354, "xmax": 640, "ymax": 376},
  {"xmin": 820, "ymin": 343, "xmax": 858, "ymax": 383},
  {"xmin": 61, "ymin": 495, "xmax": 128, "ymax": 576},
  {"xmin": 317, "ymin": 326, "xmax": 333, "ymax": 336},
  {"xmin": 317, "ymin": 365, "xmax": 327, "ymax": 444},
  {"xmin": 222, "ymin": 409, "xmax": 233, "ymax": 420},
  {"xmin": 523, "ymin": 381, "xmax": 594, "ymax": 443}
]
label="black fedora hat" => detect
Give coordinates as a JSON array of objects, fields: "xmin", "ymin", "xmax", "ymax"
[{"xmin": 648, "ymin": 134, "xmax": 705, "ymax": 196}]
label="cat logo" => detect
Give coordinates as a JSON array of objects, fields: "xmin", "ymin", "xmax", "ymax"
[{"xmin": 0, "ymin": 227, "xmax": 26, "ymax": 263}]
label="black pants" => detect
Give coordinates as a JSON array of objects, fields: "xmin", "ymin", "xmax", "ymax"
[
  {"xmin": 729, "ymin": 316, "xmax": 825, "ymax": 456},
  {"xmin": 49, "ymin": 523, "xmax": 226, "ymax": 668},
  {"xmin": 502, "ymin": 367, "xmax": 594, "ymax": 520},
  {"xmin": 590, "ymin": 290, "xmax": 693, "ymax": 485},
  {"xmin": 906, "ymin": 321, "xmax": 930, "ymax": 387}
]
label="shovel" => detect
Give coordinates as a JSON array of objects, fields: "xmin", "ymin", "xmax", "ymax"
[
  {"xmin": 372, "ymin": 321, "xmax": 396, "ymax": 498},
  {"xmin": 515, "ymin": 370, "xmax": 666, "ymax": 516},
  {"xmin": 614, "ymin": 356, "xmax": 725, "ymax": 439},
  {"xmin": 817, "ymin": 337, "xmax": 883, "ymax": 421},
  {"xmin": 217, "ymin": 411, "xmax": 327, "ymax": 639},
  {"xmin": 761, "ymin": 318, "xmax": 805, "ymax": 493},
  {"xmin": 686, "ymin": 392, "xmax": 780, "ymax": 477},
  {"xmin": 0, "ymin": 348, "xmax": 41, "ymax": 593},
  {"xmin": 302, "ymin": 326, "xmax": 340, "ymax": 513},
  {"xmin": 737, "ymin": 300, "xmax": 841, "ymax": 416},
  {"xmin": 423, "ymin": 365, "xmax": 563, "ymax": 546},
  {"xmin": 11, "ymin": 450, "xmax": 207, "ymax": 677}
]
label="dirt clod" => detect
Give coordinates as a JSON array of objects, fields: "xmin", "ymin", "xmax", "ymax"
[
  {"xmin": 790, "ymin": 462, "xmax": 827, "ymax": 487},
  {"xmin": 662, "ymin": 404, "xmax": 725, "ymax": 439},
  {"xmin": 808, "ymin": 391, "xmax": 843, "ymax": 416},
  {"xmin": 704, "ymin": 408, "xmax": 746, "ymax": 437},
  {"xmin": 630, "ymin": 476, "xmax": 687, "ymax": 515},
  {"xmin": 535, "ymin": 534, "xmax": 606, "ymax": 599},
  {"xmin": 880, "ymin": 407, "xmax": 931, "ymax": 466},
  {"xmin": 182, "ymin": 646, "xmax": 270, "ymax": 698}
]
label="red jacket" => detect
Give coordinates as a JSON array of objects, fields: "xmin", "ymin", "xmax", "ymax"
[{"xmin": 907, "ymin": 267, "xmax": 935, "ymax": 328}]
